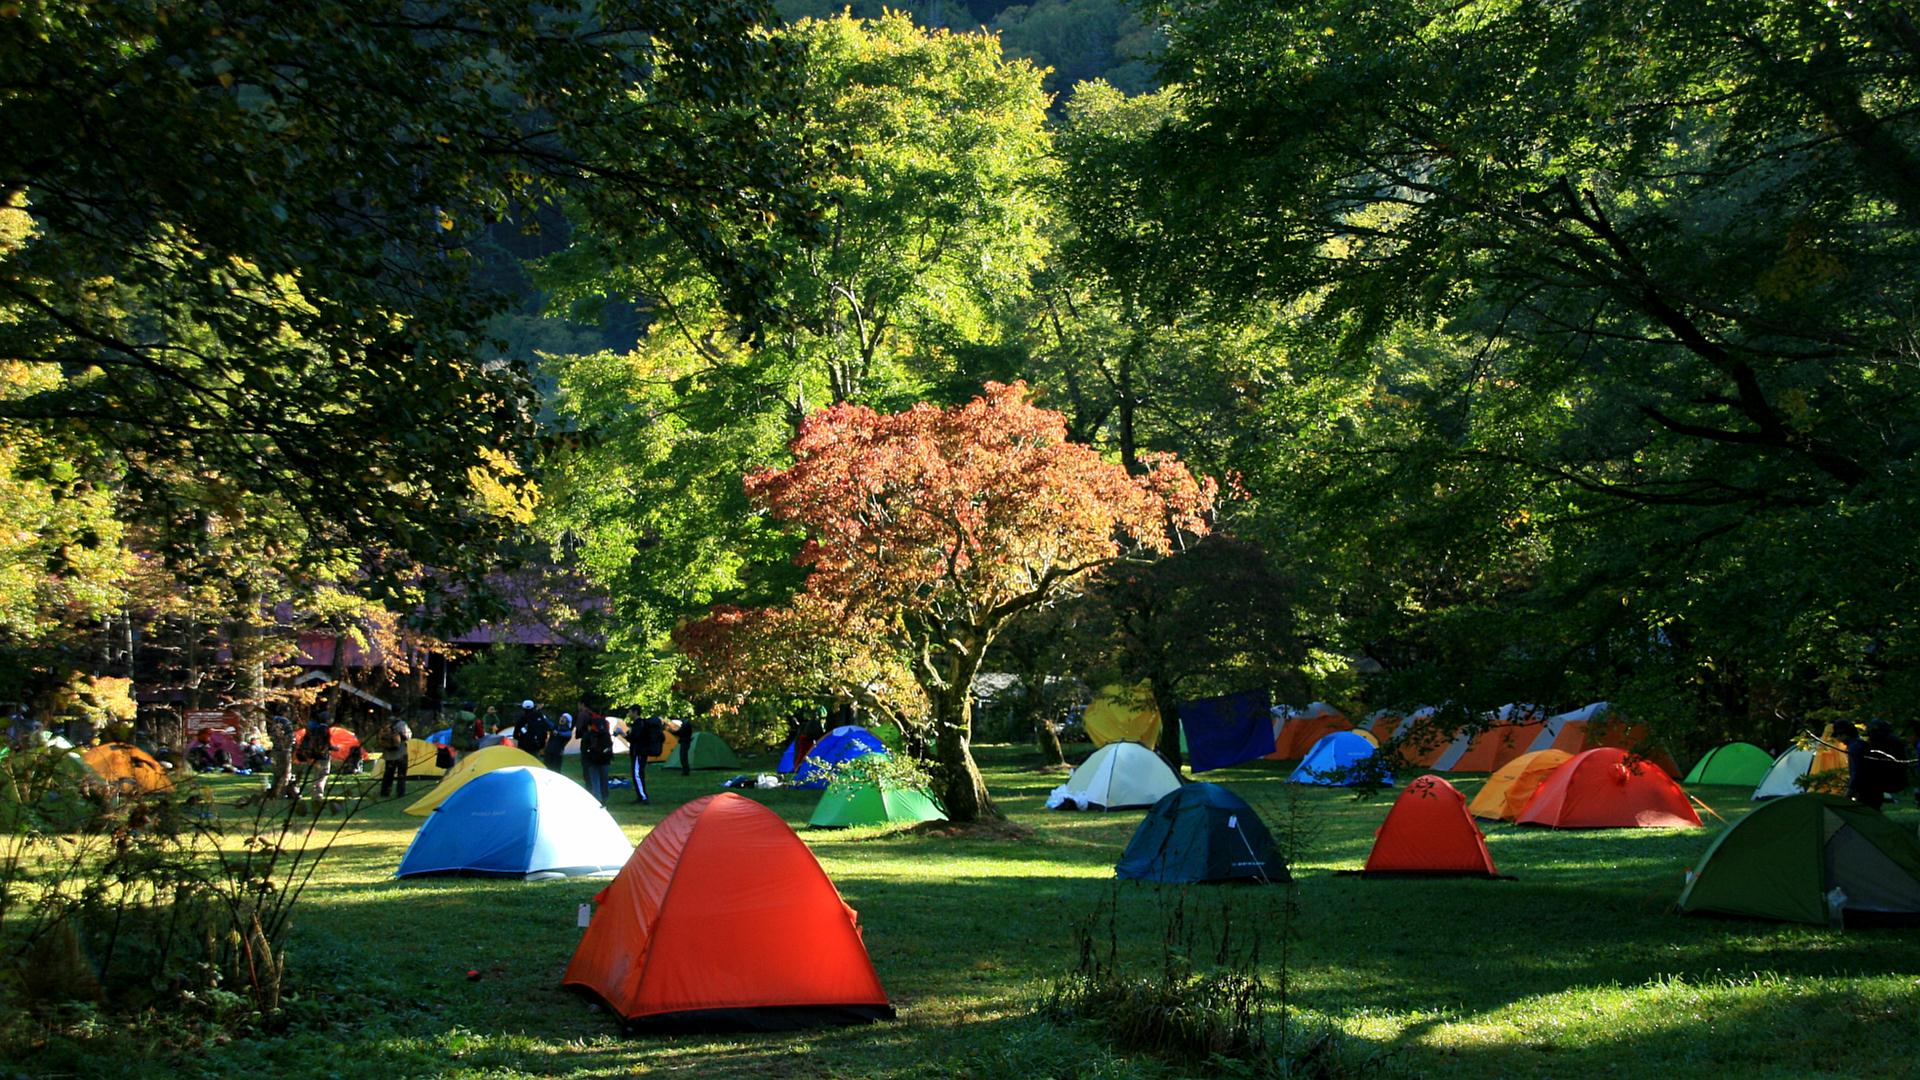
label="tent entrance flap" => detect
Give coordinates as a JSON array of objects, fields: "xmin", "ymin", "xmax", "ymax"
[{"xmin": 1827, "ymin": 816, "xmax": 1920, "ymax": 913}]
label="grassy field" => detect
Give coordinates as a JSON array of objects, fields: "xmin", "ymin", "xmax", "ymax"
[{"xmin": 19, "ymin": 743, "xmax": 1920, "ymax": 1079}]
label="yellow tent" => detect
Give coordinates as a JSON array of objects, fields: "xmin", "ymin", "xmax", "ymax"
[
  {"xmin": 404, "ymin": 745, "xmax": 543, "ymax": 816},
  {"xmin": 1083, "ymin": 683, "xmax": 1162, "ymax": 749},
  {"xmin": 650, "ymin": 727, "xmax": 679, "ymax": 764},
  {"xmin": 81, "ymin": 743, "xmax": 174, "ymax": 794},
  {"xmin": 1468, "ymin": 749, "xmax": 1571, "ymax": 821},
  {"xmin": 400, "ymin": 738, "xmax": 449, "ymax": 779}
]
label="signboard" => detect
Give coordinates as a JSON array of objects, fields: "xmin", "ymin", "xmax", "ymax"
[{"xmin": 185, "ymin": 709, "xmax": 243, "ymax": 738}]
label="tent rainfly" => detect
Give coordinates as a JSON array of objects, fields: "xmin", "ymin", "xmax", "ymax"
[
  {"xmin": 1048, "ymin": 742, "xmax": 1181, "ymax": 810},
  {"xmin": 564, "ymin": 793, "xmax": 894, "ymax": 1030}
]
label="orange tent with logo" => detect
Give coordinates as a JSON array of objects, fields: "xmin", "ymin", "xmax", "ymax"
[
  {"xmin": 82, "ymin": 743, "xmax": 173, "ymax": 794},
  {"xmin": 1469, "ymin": 749, "xmax": 1572, "ymax": 821},
  {"xmin": 1363, "ymin": 775, "xmax": 1499, "ymax": 876},
  {"xmin": 1516, "ymin": 747, "xmax": 1701, "ymax": 829},
  {"xmin": 564, "ymin": 793, "xmax": 893, "ymax": 1031},
  {"xmin": 1266, "ymin": 702, "xmax": 1350, "ymax": 760}
]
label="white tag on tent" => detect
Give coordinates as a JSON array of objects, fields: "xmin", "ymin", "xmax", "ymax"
[
  {"xmin": 577, "ymin": 903, "xmax": 592, "ymax": 928},
  {"xmin": 1227, "ymin": 815, "xmax": 1238, "ymax": 829}
]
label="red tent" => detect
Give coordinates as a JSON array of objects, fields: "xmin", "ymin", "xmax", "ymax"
[
  {"xmin": 1516, "ymin": 747, "xmax": 1701, "ymax": 829},
  {"xmin": 1363, "ymin": 775, "xmax": 1499, "ymax": 876},
  {"xmin": 563, "ymin": 793, "xmax": 893, "ymax": 1031},
  {"xmin": 327, "ymin": 725, "xmax": 361, "ymax": 762}
]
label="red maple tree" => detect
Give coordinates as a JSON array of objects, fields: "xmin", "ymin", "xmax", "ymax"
[{"xmin": 687, "ymin": 381, "xmax": 1214, "ymax": 821}]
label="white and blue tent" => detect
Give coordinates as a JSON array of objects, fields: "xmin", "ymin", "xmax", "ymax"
[
  {"xmin": 1288, "ymin": 731, "xmax": 1391, "ymax": 787},
  {"xmin": 396, "ymin": 766, "xmax": 633, "ymax": 880}
]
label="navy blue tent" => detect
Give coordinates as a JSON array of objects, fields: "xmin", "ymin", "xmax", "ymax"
[
  {"xmin": 793, "ymin": 726, "xmax": 887, "ymax": 790},
  {"xmin": 1116, "ymin": 783, "xmax": 1289, "ymax": 883},
  {"xmin": 1288, "ymin": 731, "xmax": 1390, "ymax": 787},
  {"xmin": 396, "ymin": 766, "xmax": 633, "ymax": 879},
  {"xmin": 1179, "ymin": 689, "xmax": 1275, "ymax": 772}
]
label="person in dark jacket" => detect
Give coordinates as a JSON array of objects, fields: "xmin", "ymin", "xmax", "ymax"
[
  {"xmin": 378, "ymin": 716, "xmax": 411, "ymax": 798},
  {"xmin": 670, "ymin": 716, "xmax": 694, "ymax": 775},
  {"xmin": 576, "ymin": 712, "xmax": 616, "ymax": 806},
  {"xmin": 513, "ymin": 700, "xmax": 551, "ymax": 758},
  {"xmin": 628, "ymin": 714, "xmax": 665, "ymax": 804},
  {"xmin": 543, "ymin": 712, "xmax": 573, "ymax": 771}
]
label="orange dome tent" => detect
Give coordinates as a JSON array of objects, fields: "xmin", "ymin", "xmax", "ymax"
[
  {"xmin": 1430, "ymin": 704, "xmax": 1548, "ymax": 773},
  {"xmin": 82, "ymin": 743, "xmax": 173, "ymax": 794},
  {"xmin": 1516, "ymin": 747, "xmax": 1701, "ymax": 829},
  {"xmin": 1363, "ymin": 775, "xmax": 1499, "ymax": 876},
  {"xmin": 1527, "ymin": 703, "xmax": 1681, "ymax": 777},
  {"xmin": 1468, "ymin": 749, "xmax": 1572, "ymax": 821},
  {"xmin": 564, "ymin": 793, "xmax": 893, "ymax": 1031},
  {"xmin": 1266, "ymin": 702, "xmax": 1351, "ymax": 760}
]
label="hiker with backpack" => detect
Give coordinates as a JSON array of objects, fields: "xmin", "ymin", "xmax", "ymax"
[
  {"xmin": 544, "ymin": 711, "xmax": 573, "ymax": 771},
  {"xmin": 629, "ymin": 713, "xmax": 665, "ymax": 804},
  {"xmin": 378, "ymin": 715, "xmax": 411, "ymax": 798},
  {"xmin": 577, "ymin": 711, "xmax": 616, "ymax": 805}
]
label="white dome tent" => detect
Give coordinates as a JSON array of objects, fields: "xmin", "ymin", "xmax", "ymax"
[{"xmin": 1047, "ymin": 741, "xmax": 1181, "ymax": 811}]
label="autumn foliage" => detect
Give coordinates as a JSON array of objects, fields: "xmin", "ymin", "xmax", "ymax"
[
  {"xmin": 744, "ymin": 381, "xmax": 1214, "ymax": 623},
  {"xmin": 682, "ymin": 382, "xmax": 1215, "ymax": 821}
]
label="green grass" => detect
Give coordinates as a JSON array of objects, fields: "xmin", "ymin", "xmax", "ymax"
[{"xmin": 17, "ymin": 746, "xmax": 1920, "ymax": 1078}]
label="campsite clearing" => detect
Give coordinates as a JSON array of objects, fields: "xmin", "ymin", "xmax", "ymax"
[{"xmin": 24, "ymin": 744, "xmax": 1920, "ymax": 1079}]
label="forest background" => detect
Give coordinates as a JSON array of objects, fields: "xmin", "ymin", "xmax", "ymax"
[{"xmin": 6, "ymin": 0, "xmax": 1918, "ymax": 820}]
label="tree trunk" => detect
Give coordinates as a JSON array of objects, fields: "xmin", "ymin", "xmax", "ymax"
[
  {"xmin": 1151, "ymin": 680, "xmax": 1184, "ymax": 774},
  {"xmin": 230, "ymin": 584, "xmax": 264, "ymax": 732},
  {"xmin": 933, "ymin": 689, "xmax": 998, "ymax": 822}
]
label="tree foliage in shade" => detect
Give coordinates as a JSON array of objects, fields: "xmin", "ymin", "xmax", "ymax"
[
  {"xmin": 0, "ymin": 0, "xmax": 819, "ymax": 575},
  {"xmin": 1137, "ymin": 0, "xmax": 1920, "ymax": 733},
  {"xmin": 689, "ymin": 381, "xmax": 1214, "ymax": 821},
  {"xmin": 1068, "ymin": 534, "xmax": 1306, "ymax": 770}
]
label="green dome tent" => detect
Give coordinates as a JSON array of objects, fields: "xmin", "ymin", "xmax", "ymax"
[
  {"xmin": 1678, "ymin": 794, "xmax": 1920, "ymax": 925},
  {"xmin": 663, "ymin": 731, "xmax": 742, "ymax": 771},
  {"xmin": 808, "ymin": 782, "xmax": 947, "ymax": 829},
  {"xmin": 1682, "ymin": 742, "xmax": 1773, "ymax": 786}
]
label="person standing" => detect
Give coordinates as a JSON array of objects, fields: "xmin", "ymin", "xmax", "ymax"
[
  {"xmin": 543, "ymin": 711, "xmax": 573, "ymax": 772},
  {"xmin": 629, "ymin": 713, "xmax": 664, "ymax": 804},
  {"xmin": 267, "ymin": 713, "xmax": 296, "ymax": 798},
  {"xmin": 295, "ymin": 717, "xmax": 334, "ymax": 799},
  {"xmin": 577, "ymin": 711, "xmax": 615, "ymax": 806},
  {"xmin": 378, "ymin": 715, "xmax": 412, "ymax": 798},
  {"xmin": 513, "ymin": 699, "xmax": 551, "ymax": 758},
  {"xmin": 676, "ymin": 717, "xmax": 696, "ymax": 775}
]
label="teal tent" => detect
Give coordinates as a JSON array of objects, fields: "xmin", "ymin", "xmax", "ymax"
[
  {"xmin": 1683, "ymin": 742, "xmax": 1773, "ymax": 786},
  {"xmin": 1116, "ymin": 783, "xmax": 1288, "ymax": 883}
]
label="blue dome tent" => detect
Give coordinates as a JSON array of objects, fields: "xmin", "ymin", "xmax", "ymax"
[
  {"xmin": 396, "ymin": 766, "xmax": 633, "ymax": 880},
  {"xmin": 793, "ymin": 726, "xmax": 888, "ymax": 790},
  {"xmin": 1288, "ymin": 731, "xmax": 1390, "ymax": 787}
]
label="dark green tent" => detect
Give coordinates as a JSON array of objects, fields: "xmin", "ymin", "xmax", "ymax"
[
  {"xmin": 1678, "ymin": 794, "xmax": 1920, "ymax": 925},
  {"xmin": 1682, "ymin": 742, "xmax": 1773, "ymax": 786},
  {"xmin": 1115, "ymin": 782, "xmax": 1289, "ymax": 884},
  {"xmin": 662, "ymin": 731, "xmax": 742, "ymax": 771},
  {"xmin": 808, "ymin": 782, "xmax": 947, "ymax": 828}
]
